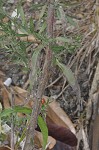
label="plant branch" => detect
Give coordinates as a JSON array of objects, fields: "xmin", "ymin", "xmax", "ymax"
[{"xmin": 23, "ymin": 1, "xmax": 54, "ymax": 150}]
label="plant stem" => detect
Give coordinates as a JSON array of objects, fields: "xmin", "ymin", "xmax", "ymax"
[{"xmin": 23, "ymin": 1, "xmax": 54, "ymax": 150}]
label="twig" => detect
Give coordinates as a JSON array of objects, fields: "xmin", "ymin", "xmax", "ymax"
[
  {"xmin": 46, "ymin": 74, "xmax": 63, "ymax": 88},
  {"xmin": 56, "ymin": 85, "xmax": 69, "ymax": 100}
]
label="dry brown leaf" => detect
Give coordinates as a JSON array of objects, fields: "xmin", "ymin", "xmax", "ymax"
[
  {"xmin": 1, "ymin": 84, "xmax": 76, "ymax": 148},
  {"xmin": 19, "ymin": 35, "xmax": 40, "ymax": 43},
  {"xmin": 2, "ymin": 17, "xmax": 9, "ymax": 23},
  {"xmin": 47, "ymin": 136, "xmax": 56, "ymax": 149},
  {"xmin": 44, "ymin": 96, "xmax": 76, "ymax": 134},
  {"xmin": 23, "ymin": 79, "xmax": 30, "ymax": 89},
  {"xmin": 44, "ymin": 118, "xmax": 77, "ymax": 147},
  {"xmin": 0, "ymin": 71, "xmax": 5, "ymax": 79},
  {"xmin": 1, "ymin": 87, "xmax": 10, "ymax": 108},
  {"xmin": 34, "ymin": 131, "xmax": 56, "ymax": 149},
  {"xmin": 18, "ymin": 30, "xmax": 40, "ymax": 43},
  {"xmin": 13, "ymin": 86, "xmax": 28, "ymax": 98},
  {"xmin": 0, "ymin": 146, "xmax": 11, "ymax": 150},
  {"xmin": 1, "ymin": 85, "xmax": 76, "ymax": 135}
]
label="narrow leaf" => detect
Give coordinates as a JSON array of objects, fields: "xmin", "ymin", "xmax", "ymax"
[
  {"xmin": 39, "ymin": 5, "xmax": 47, "ymax": 20},
  {"xmin": 29, "ymin": 17, "xmax": 35, "ymax": 33},
  {"xmin": 31, "ymin": 47, "xmax": 40, "ymax": 78},
  {"xmin": 38, "ymin": 116, "xmax": 48, "ymax": 149},
  {"xmin": 58, "ymin": 6, "xmax": 65, "ymax": 20},
  {"xmin": 56, "ymin": 59, "xmax": 76, "ymax": 87},
  {"xmin": 56, "ymin": 36, "xmax": 71, "ymax": 43},
  {"xmin": 14, "ymin": 106, "xmax": 32, "ymax": 114},
  {"xmin": 17, "ymin": 5, "xmax": 26, "ymax": 26},
  {"xmin": 39, "ymin": 21, "xmax": 47, "ymax": 34},
  {"xmin": 19, "ymin": 27, "xmax": 29, "ymax": 35},
  {"xmin": 0, "ymin": 108, "xmax": 14, "ymax": 117},
  {"xmin": 30, "ymin": 44, "xmax": 44, "ymax": 89},
  {"xmin": 0, "ymin": 12, "xmax": 5, "ymax": 20},
  {"xmin": 0, "ymin": 106, "xmax": 32, "ymax": 118},
  {"xmin": 66, "ymin": 15, "xmax": 77, "ymax": 26},
  {"xmin": 51, "ymin": 45, "xmax": 64, "ymax": 53}
]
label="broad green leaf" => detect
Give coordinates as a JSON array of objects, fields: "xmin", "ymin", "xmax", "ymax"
[
  {"xmin": 66, "ymin": 15, "xmax": 77, "ymax": 26},
  {"xmin": 39, "ymin": 22, "xmax": 47, "ymax": 34},
  {"xmin": 56, "ymin": 36, "xmax": 71, "ymax": 43},
  {"xmin": 38, "ymin": 116, "xmax": 48, "ymax": 149},
  {"xmin": 56, "ymin": 59, "xmax": 76, "ymax": 86}
]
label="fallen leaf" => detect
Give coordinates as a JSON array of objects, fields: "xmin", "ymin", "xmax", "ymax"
[
  {"xmin": 1, "ymin": 87, "xmax": 10, "ymax": 108},
  {"xmin": 34, "ymin": 131, "xmax": 56, "ymax": 149},
  {"xmin": 0, "ymin": 146, "xmax": 11, "ymax": 150},
  {"xmin": 44, "ymin": 96, "xmax": 76, "ymax": 134},
  {"xmin": 13, "ymin": 86, "xmax": 28, "ymax": 97},
  {"xmin": 46, "ymin": 119, "xmax": 77, "ymax": 147}
]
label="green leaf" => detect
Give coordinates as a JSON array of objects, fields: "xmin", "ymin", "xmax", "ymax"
[
  {"xmin": 56, "ymin": 36, "xmax": 71, "ymax": 43},
  {"xmin": 38, "ymin": 116, "xmax": 48, "ymax": 149},
  {"xmin": 31, "ymin": 46, "xmax": 41, "ymax": 77},
  {"xmin": 15, "ymin": 33, "xmax": 28, "ymax": 37},
  {"xmin": 66, "ymin": 15, "xmax": 77, "ymax": 26},
  {"xmin": 58, "ymin": 6, "xmax": 65, "ymax": 20},
  {"xmin": 17, "ymin": 5, "xmax": 26, "ymax": 26},
  {"xmin": 0, "ymin": 13, "xmax": 5, "ymax": 20},
  {"xmin": 56, "ymin": 59, "xmax": 76, "ymax": 87},
  {"xmin": 0, "ymin": 108, "xmax": 14, "ymax": 117},
  {"xmin": 56, "ymin": 9, "xmax": 61, "ymax": 19},
  {"xmin": 14, "ymin": 106, "xmax": 32, "ymax": 114},
  {"xmin": 30, "ymin": 44, "xmax": 44, "ymax": 89},
  {"xmin": 16, "ymin": 127, "xmax": 27, "ymax": 147},
  {"xmin": 0, "ymin": 106, "xmax": 32, "ymax": 118},
  {"xmin": 19, "ymin": 27, "xmax": 29, "ymax": 35},
  {"xmin": 39, "ymin": 5, "xmax": 47, "ymax": 20},
  {"xmin": 39, "ymin": 21, "xmax": 47, "ymax": 34},
  {"xmin": 51, "ymin": 45, "xmax": 64, "ymax": 53},
  {"xmin": 29, "ymin": 17, "xmax": 35, "ymax": 33},
  {"xmin": 30, "ymin": 3, "xmax": 44, "ymax": 10}
]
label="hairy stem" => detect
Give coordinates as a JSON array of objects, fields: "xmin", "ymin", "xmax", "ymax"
[{"xmin": 23, "ymin": 1, "xmax": 54, "ymax": 150}]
